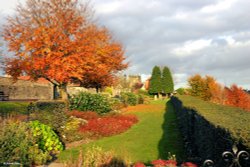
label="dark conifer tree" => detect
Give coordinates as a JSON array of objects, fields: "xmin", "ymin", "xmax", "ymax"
[
  {"xmin": 162, "ymin": 66, "xmax": 174, "ymax": 96},
  {"xmin": 149, "ymin": 66, "xmax": 162, "ymax": 97}
]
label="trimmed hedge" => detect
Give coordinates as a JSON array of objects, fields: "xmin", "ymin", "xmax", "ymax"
[
  {"xmin": 0, "ymin": 102, "xmax": 29, "ymax": 118},
  {"xmin": 171, "ymin": 95, "xmax": 250, "ymax": 166},
  {"xmin": 35, "ymin": 101, "xmax": 67, "ymax": 111}
]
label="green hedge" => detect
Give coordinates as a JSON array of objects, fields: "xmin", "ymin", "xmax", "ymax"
[
  {"xmin": 171, "ymin": 95, "xmax": 250, "ymax": 166},
  {"xmin": 69, "ymin": 92, "xmax": 111, "ymax": 114},
  {"xmin": 35, "ymin": 101, "xmax": 66, "ymax": 111},
  {"xmin": 0, "ymin": 102, "xmax": 29, "ymax": 118}
]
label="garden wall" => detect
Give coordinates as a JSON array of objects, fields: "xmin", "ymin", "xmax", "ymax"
[
  {"xmin": 171, "ymin": 96, "xmax": 250, "ymax": 167},
  {"xmin": 0, "ymin": 76, "xmax": 53, "ymax": 100}
]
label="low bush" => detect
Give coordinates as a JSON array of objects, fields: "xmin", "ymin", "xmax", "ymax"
[
  {"xmin": 30, "ymin": 107, "xmax": 68, "ymax": 142},
  {"xmin": 35, "ymin": 100, "xmax": 66, "ymax": 111},
  {"xmin": 0, "ymin": 120, "xmax": 63, "ymax": 166},
  {"xmin": 137, "ymin": 94, "xmax": 144, "ymax": 104},
  {"xmin": 79, "ymin": 114, "xmax": 138, "ymax": 137},
  {"xmin": 109, "ymin": 97, "xmax": 127, "ymax": 110},
  {"xmin": 171, "ymin": 95, "xmax": 250, "ymax": 166},
  {"xmin": 176, "ymin": 88, "xmax": 186, "ymax": 95},
  {"xmin": 121, "ymin": 92, "xmax": 138, "ymax": 106},
  {"xmin": 69, "ymin": 92, "xmax": 112, "ymax": 114},
  {"xmin": 30, "ymin": 120, "xmax": 64, "ymax": 153},
  {"xmin": 67, "ymin": 110, "xmax": 98, "ymax": 120},
  {"xmin": 63, "ymin": 146, "xmax": 128, "ymax": 167},
  {"xmin": 61, "ymin": 116, "xmax": 87, "ymax": 143}
]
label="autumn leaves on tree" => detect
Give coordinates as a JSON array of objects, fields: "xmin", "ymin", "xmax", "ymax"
[
  {"xmin": 188, "ymin": 74, "xmax": 250, "ymax": 111},
  {"xmin": 2, "ymin": 0, "xmax": 127, "ymax": 99}
]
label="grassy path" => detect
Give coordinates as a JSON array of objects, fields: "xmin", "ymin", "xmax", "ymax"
[{"xmin": 58, "ymin": 99, "xmax": 185, "ymax": 164}]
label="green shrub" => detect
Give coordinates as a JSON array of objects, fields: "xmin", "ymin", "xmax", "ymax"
[
  {"xmin": 103, "ymin": 87, "xmax": 113, "ymax": 96},
  {"xmin": 137, "ymin": 89, "xmax": 149, "ymax": 96},
  {"xmin": 31, "ymin": 107, "xmax": 68, "ymax": 140},
  {"xmin": 0, "ymin": 121, "xmax": 34, "ymax": 165},
  {"xmin": 176, "ymin": 88, "xmax": 185, "ymax": 95},
  {"xmin": 0, "ymin": 120, "xmax": 63, "ymax": 165},
  {"xmin": 121, "ymin": 92, "xmax": 138, "ymax": 106},
  {"xmin": 61, "ymin": 116, "xmax": 87, "ymax": 143},
  {"xmin": 109, "ymin": 97, "xmax": 126, "ymax": 110},
  {"xmin": 35, "ymin": 100, "xmax": 66, "ymax": 111},
  {"xmin": 69, "ymin": 92, "xmax": 112, "ymax": 114},
  {"xmin": 137, "ymin": 94, "xmax": 144, "ymax": 104},
  {"xmin": 82, "ymin": 146, "xmax": 114, "ymax": 167},
  {"xmin": 30, "ymin": 121, "xmax": 64, "ymax": 153}
]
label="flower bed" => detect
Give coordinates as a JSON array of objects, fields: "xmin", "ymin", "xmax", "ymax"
[
  {"xmin": 133, "ymin": 159, "xmax": 197, "ymax": 167},
  {"xmin": 78, "ymin": 114, "xmax": 138, "ymax": 137}
]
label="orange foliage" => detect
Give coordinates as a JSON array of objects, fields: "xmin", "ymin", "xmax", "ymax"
[
  {"xmin": 188, "ymin": 74, "xmax": 250, "ymax": 111},
  {"xmin": 225, "ymin": 84, "xmax": 250, "ymax": 111},
  {"xmin": 3, "ymin": 0, "xmax": 127, "ymax": 95}
]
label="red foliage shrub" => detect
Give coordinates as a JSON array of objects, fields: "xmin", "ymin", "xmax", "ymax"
[
  {"xmin": 151, "ymin": 159, "xmax": 177, "ymax": 167},
  {"xmin": 225, "ymin": 84, "xmax": 250, "ymax": 111},
  {"xmin": 133, "ymin": 162, "xmax": 146, "ymax": 167},
  {"xmin": 181, "ymin": 162, "xmax": 198, "ymax": 167},
  {"xmin": 79, "ymin": 114, "xmax": 138, "ymax": 137},
  {"xmin": 68, "ymin": 110, "xmax": 98, "ymax": 120}
]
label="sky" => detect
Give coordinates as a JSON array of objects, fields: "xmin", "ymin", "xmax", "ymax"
[{"xmin": 0, "ymin": 0, "xmax": 250, "ymax": 89}]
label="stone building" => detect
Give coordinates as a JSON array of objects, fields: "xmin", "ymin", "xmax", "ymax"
[{"xmin": 0, "ymin": 76, "xmax": 54, "ymax": 100}]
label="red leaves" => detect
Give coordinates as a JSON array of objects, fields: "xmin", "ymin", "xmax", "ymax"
[
  {"xmin": 133, "ymin": 162, "xmax": 146, "ymax": 167},
  {"xmin": 151, "ymin": 159, "xmax": 177, "ymax": 167},
  {"xmin": 78, "ymin": 114, "xmax": 138, "ymax": 137},
  {"xmin": 188, "ymin": 74, "xmax": 250, "ymax": 112},
  {"xmin": 181, "ymin": 162, "xmax": 198, "ymax": 167},
  {"xmin": 225, "ymin": 84, "xmax": 250, "ymax": 111},
  {"xmin": 134, "ymin": 160, "xmax": 197, "ymax": 167}
]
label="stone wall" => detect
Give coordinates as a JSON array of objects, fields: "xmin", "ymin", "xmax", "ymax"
[{"xmin": 0, "ymin": 76, "xmax": 53, "ymax": 100}]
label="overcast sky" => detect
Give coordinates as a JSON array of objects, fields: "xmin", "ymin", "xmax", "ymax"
[{"xmin": 1, "ymin": 0, "xmax": 250, "ymax": 89}]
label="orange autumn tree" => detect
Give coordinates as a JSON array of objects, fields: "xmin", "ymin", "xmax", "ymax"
[
  {"xmin": 188, "ymin": 74, "xmax": 225, "ymax": 101},
  {"xmin": 2, "ymin": 0, "xmax": 127, "ymax": 99},
  {"xmin": 225, "ymin": 84, "xmax": 250, "ymax": 110}
]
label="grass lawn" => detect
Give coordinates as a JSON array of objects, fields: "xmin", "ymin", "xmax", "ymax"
[{"xmin": 58, "ymin": 99, "xmax": 185, "ymax": 164}]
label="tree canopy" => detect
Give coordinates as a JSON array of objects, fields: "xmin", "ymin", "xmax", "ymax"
[
  {"xmin": 162, "ymin": 66, "xmax": 174, "ymax": 94},
  {"xmin": 2, "ymin": 0, "xmax": 127, "ymax": 98},
  {"xmin": 148, "ymin": 66, "xmax": 162, "ymax": 95}
]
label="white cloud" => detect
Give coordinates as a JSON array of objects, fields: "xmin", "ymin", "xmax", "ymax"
[
  {"xmin": 94, "ymin": 1, "xmax": 121, "ymax": 14},
  {"xmin": 201, "ymin": 0, "xmax": 236, "ymax": 13},
  {"xmin": 172, "ymin": 39, "xmax": 212, "ymax": 57},
  {"xmin": 0, "ymin": 0, "xmax": 25, "ymax": 14}
]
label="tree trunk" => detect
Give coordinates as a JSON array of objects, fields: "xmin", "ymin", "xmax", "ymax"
[
  {"xmin": 96, "ymin": 86, "xmax": 99, "ymax": 93},
  {"xmin": 59, "ymin": 84, "xmax": 69, "ymax": 100}
]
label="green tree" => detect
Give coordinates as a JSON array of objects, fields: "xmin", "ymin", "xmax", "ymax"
[
  {"xmin": 162, "ymin": 66, "xmax": 174, "ymax": 96},
  {"xmin": 149, "ymin": 66, "xmax": 162, "ymax": 98}
]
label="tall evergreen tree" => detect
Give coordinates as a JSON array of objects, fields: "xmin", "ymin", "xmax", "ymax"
[
  {"xmin": 149, "ymin": 66, "xmax": 162, "ymax": 97},
  {"xmin": 162, "ymin": 66, "xmax": 174, "ymax": 95}
]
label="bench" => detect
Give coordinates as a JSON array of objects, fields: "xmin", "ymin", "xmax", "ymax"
[{"xmin": 0, "ymin": 91, "xmax": 9, "ymax": 101}]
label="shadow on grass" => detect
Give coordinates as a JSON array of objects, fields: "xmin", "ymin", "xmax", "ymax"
[{"xmin": 158, "ymin": 100, "xmax": 186, "ymax": 162}]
